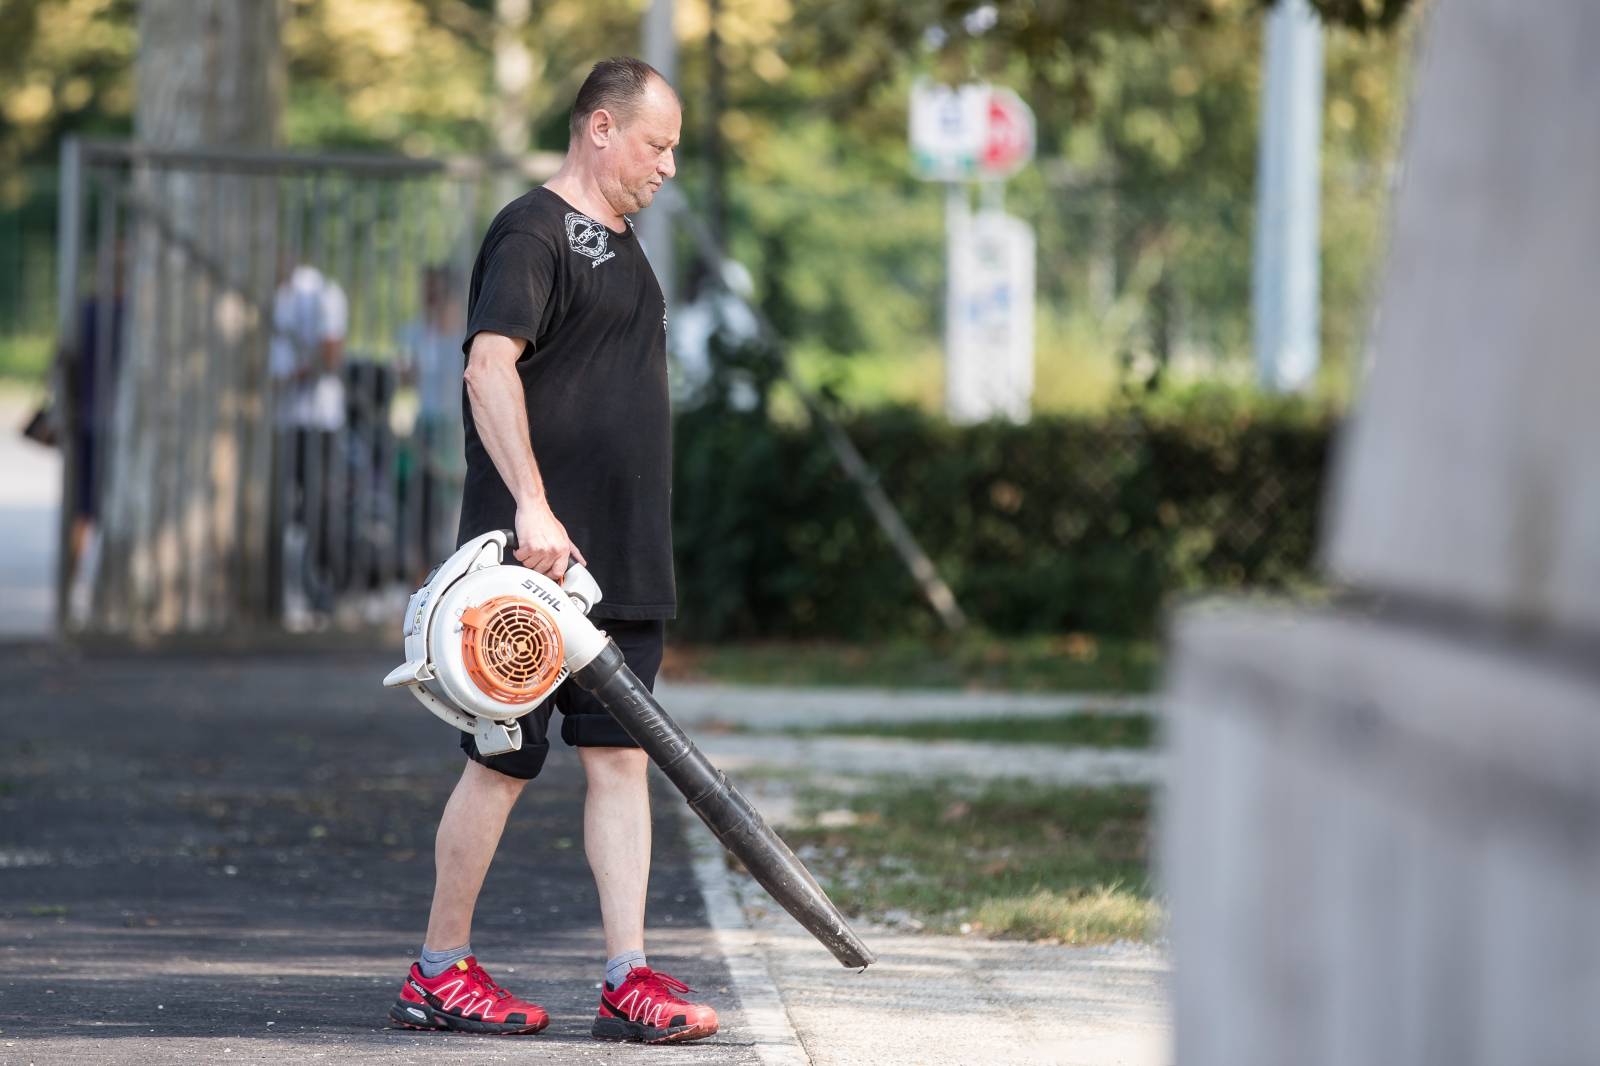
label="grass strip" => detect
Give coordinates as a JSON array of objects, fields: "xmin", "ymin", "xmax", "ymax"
[
  {"xmin": 664, "ymin": 632, "xmax": 1159, "ymax": 692},
  {"xmin": 0, "ymin": 335, "xmax": 51, "ymax": 383},
  {"xmin": 772, "ymin": 777, "xmax": 1161, "ymax": 944}
]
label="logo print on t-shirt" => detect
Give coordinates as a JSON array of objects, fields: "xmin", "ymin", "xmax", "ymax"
[{"xmin": 564, "ymin": 212, "xmax": 616, "ymax": 269}]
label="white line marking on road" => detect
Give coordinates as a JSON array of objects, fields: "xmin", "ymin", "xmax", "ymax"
[{"xmin": 681, "ymin": 809, "xmax": 811, "ymax": 1066}]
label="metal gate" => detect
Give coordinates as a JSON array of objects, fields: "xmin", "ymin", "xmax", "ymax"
[{"xmin": 54, "ymin": 139, "xmax": 555, "ymax": 639}]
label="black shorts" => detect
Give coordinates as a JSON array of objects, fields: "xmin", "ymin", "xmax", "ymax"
[{"xmin": 459, "ymin": 617, "xmax": 664, "ymax": 781}]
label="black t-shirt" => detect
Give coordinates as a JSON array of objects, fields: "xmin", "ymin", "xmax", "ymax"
[{"xmin": 456, "ymin": 186, "xmax": 675, "ymax": 620}]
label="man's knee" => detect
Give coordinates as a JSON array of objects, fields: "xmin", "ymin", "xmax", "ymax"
[
  {"xmin": 579, "ymin": 745, "xmax": 648, "ymax": 783},
  {"xmin": 463, "ymin": 755, "xmax": 532, "ymax": 797}
]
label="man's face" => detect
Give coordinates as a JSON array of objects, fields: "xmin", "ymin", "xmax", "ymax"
[{"xmin": 597, "ymin": 80, "xmax": 681, "ymax": 215}]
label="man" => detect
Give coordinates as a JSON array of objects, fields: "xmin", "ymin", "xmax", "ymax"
[{"xmin": 388, "ymin": 57, "xmax": 718, "ymax": 1045}]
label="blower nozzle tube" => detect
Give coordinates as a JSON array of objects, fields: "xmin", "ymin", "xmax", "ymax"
[{"xmin": 573, "ymin": 640, "xmax": 876, "ymax": 969}]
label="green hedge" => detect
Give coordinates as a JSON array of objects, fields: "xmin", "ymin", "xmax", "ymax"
[{"xmin": 671, "ymin": 396, "xmax": 1335, "ymax": 641}]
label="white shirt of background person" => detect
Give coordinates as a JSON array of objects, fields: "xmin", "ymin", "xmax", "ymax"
[
  {"xmin": 269, "ymin": 264, "xmax": 348, "ymax": 431},
  {"xmin": 397, "ymin": 318, "xmax": 463, "ymax": 423}
]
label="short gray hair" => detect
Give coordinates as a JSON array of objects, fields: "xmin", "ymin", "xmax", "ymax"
[{"xmin": 570, "ymin": 56, "xmax": 672, "ymax": 140}]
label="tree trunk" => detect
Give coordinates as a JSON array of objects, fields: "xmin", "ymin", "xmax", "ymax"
[
  {"xmin": 134, "ymin": 0, "xmax": 283, "ymax": 147},
  {"xmin": 98, "ymin": 0, "xmax": 282, "ymax": 637},
  {"xmin": 492, "ymin": 0, "xmax": 543, "ymax": 207}
]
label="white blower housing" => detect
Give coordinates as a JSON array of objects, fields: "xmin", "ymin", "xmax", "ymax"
[{"xmin": 382, "ymin": 530, "xmax": 609, "ymax": 756}]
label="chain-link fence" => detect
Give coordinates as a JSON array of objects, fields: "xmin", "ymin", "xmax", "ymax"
[
  {"xmin": 18, "ymin": 150, "xmax": 1393, "ymax": 410},
  {"xmin": 50, "ymin": 141, "xmax": 556, "ymax": 638},
  {"xmin": 19, "ymin": 138, "xmax": 1353, "ymax": 642},
  {"xmin": 671, "ymin": 400, "xmax": 1332, "ymax": 641}
]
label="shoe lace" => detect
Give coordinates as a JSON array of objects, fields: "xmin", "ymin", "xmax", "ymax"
[
  {"xmin": 629, "ymin": 966, "xmax": 693, "ymax": 1001},
  {"xmin": 468, "ymin": 962, "xmax": 512, "ymax": 1001}
]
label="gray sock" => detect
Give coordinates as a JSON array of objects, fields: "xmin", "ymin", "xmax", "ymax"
[
  {"xmin": 418, "ymin": 943, "xmax": 471, "ymax": 979},
  {"xmin": 605, "ymin": 949, "xmax": 647, "ymax": 989}
]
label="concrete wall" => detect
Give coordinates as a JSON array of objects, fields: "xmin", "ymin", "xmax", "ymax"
[
  {"xmin": 1164, "ymin": 608, "xmax": 1600, "ymax": 1065},
  {"xmin": 1324, "ymin": 0, "xmax": 1600, "ymax": 634},
  {"xmin": 1163, "ymin": 1, "xmax": 1600, "ymax": 1062}
]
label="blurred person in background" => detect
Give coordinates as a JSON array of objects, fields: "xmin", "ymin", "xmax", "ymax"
[
  {"xmin": 269, "ymin": 259, "xmax": 347, "ymax": 630},
  {"xmin": 49, "ymin": 238, "xmax": 127, "ymax": 616},
  {"xmin": 396, "ymin": 263, "xmax": 465, "ymax": 568},
  {"xmin": 65, "ymin": 241, "xmax": 126, "ymax": 576}
]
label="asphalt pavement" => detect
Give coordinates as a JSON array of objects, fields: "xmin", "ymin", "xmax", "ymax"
[
  {"xmin": 0, "ymin": 643, "xmax": 765, "ymax": 1065},
  {"xmin": 0, "ymin": 392, "xmax": 1172, "ymax": 1065}
]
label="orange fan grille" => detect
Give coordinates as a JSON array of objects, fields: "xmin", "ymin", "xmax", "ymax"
[{"xmin": 459, "ymin": 596, "xmax": 565, "ymax": 705}]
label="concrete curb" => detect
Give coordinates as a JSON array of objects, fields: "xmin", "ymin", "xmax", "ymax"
[
  {"xmin": 698, "ymin": 732, "xmax": 1166, "ymax": 788},
  {"xmin": 681, "ymin": 809, "xmax": 811, "ymax": 1066},
  {"xmin": 655, "ymin": 682, "xmax": 1157, "ymax": 729}
]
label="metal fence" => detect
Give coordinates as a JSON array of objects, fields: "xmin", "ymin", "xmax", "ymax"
[
  {"xmin": 40, "ymin": 138, "xmax": 1353, "ymax": 642},
  {"xmin": 54, "ymin": 140, "xmax": 556, "ymax": 638}
]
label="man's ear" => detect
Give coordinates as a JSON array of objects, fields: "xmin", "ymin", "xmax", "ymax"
[{"xmin": 589, "ymin": 107, "xmax": 615, "ymax": 148}]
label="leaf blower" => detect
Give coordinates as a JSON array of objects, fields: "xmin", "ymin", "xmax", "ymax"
[{"xmin": 383, "ymin": 529, "xmax": 875, "ymax": 970}]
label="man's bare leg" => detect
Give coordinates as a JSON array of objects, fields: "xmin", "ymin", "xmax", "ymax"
[
  {"xmin": 578, "ymin": 746, "xmax": 652, "ymax": 958},
  {"xmin": 423, "ymin": 758, "xmax": 527, "ymax": 951}
]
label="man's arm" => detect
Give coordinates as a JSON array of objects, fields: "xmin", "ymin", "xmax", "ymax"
[{"xmin": 462, "ymin": 330, "xmax": 588, "ymax": 580}]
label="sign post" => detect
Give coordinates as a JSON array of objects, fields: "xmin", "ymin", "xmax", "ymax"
[
  {"xmin": 910, "ymin": 81, "xmax": 1037, "ymax": 423},
  {"xmin": 946, "ymin": 205, "xmax": 1035, "ymax": 423}
]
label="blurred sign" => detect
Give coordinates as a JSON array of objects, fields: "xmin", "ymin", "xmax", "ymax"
[
  {"xmin": 946, "ymin": 209, "xmax": 1035, "ymax": 423},
  {"xmin": 910, "ymin": 81, "xmax": 1036, "ymax": 182}
]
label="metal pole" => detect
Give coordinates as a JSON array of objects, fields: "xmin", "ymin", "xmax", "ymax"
[
  {"xmin": 639, "ymin": 0, "xmax": 677, "ymax": 310},
  {"xmin": 704, "ymin": 0, "xmax": 726, "ymax": 251},
  {"xmin": 52, "ymin": 137, "xmax": 85, "ymax": 636},
  {"xmin": 1251, "ymin": 0, "xmax": 1324, "ymax": 392},
  {"xmin": 943, "ymin": 181, "xmax": 967, "ymax": 422},
  {"xmin": 492, "ymin": 0, "xmax": 533, "ymax": 210}
]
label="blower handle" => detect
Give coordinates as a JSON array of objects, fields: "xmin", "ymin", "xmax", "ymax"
[{"xmin": 498, "ymin": 529, "xmax": 601, "ymax": 614}]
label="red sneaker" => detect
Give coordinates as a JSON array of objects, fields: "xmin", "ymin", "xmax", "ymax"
[
  {"xmin": 389, "ymin": 956, "xmax": 549, "ymax": 1035},
  {"xmin": 592, "ymin": 966, "xmax": 720, "ymax": 1044}
]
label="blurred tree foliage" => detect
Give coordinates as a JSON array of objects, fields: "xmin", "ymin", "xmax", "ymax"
[
  {"xmin": 784, "ymin": 0, "xmax": 1412, "ymax": 114},
  {"xmin": 715, "ymin": 0, "xmax": 1420, "ymax": 400},
  {"xmin": 0, "ymin": 0, "xmax": 136, "ymax": 205},
  {"xmin": 0, "ymin": 0, "xmax": 639, "ymax": 193},
  {"xmin": 2, "ymin": 0, "xmax": 1418, "ymax": 395},
  {"xmin": 279, "ymin": 0, "xmax": 642, "ymax": 153}
]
